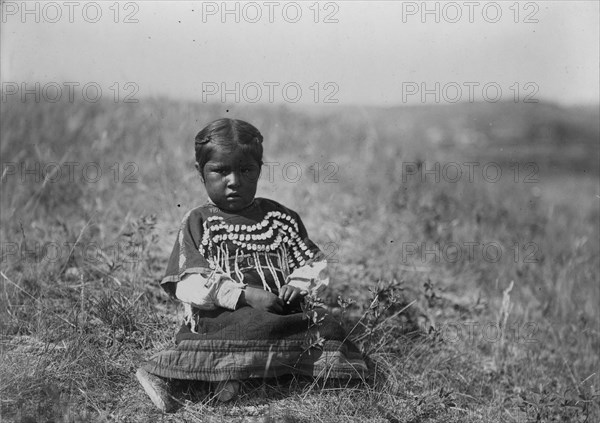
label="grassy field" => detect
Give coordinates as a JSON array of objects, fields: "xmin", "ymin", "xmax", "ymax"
[{"xmin": 0, "ymin": 98, "xmax": 598, "ymax": 422}]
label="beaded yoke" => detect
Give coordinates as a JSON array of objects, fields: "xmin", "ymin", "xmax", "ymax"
[{"xmin": 161, "ymin": 197, "xmax": 323, "ymax": 297}]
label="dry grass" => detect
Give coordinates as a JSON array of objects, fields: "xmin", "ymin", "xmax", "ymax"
[{"xmin": 0, "ymin": 98, "xmax": 598, "ymax": 422}]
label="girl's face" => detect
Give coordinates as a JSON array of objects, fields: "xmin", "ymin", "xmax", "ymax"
[{"xmin": 198, "ymin": 147, "xmax": 261, "ymax": 212}]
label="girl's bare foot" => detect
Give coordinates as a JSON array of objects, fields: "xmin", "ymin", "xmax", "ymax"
[
  {"xmin": 136, "ymin": 368, "xmax": 177, "ymax": 413},
  {"xmin": 214, "ymin": 380, "xmax": 240, "ymax": 402}
]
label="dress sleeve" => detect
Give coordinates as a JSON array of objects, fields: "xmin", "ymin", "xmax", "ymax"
[
  {"xmin": 292, "ymin": 209, "xmax": 323, "ymax": 261},
  {"xmin": 175, "ymin": 272, "xmax": 246, "ymax": 311},
  {"xmin": 284, "ymin": 206, "xmax": 329, "ymax": 293},
  {"xmin": 286, "ymin": 259, "xmax": 329, "ymax": 294},
  {"xmin": 160, "ymin": 208, "xmax": 214, "ymax": 298}
]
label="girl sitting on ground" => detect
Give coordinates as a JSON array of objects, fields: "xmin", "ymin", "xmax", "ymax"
[{"xmin": 136, "ymin": 118, "xmax": 367, "ymax": 412}]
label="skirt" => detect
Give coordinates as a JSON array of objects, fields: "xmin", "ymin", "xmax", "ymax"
[{"xmin": 142, "ymin": 306, "xmax": 368, "ymax": 382}]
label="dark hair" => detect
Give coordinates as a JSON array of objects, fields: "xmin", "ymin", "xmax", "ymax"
[{"xmin": 194, "ymin": 118, "xmax": 263, "ymax": 178}]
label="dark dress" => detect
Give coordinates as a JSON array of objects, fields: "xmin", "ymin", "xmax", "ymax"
[{"xmin": 143, "ymin": 198, "xmax": 367, "ymax": 382}]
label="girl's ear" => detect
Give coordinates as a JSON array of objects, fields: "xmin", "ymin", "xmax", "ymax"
[{"xmin": 195, "ymin": 162, "xmax": 205, "ymax": 182}]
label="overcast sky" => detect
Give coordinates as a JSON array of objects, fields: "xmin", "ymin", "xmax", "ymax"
[{"xmin": 2, "ymin": 1, "xmax": 599, "ymax": 106}]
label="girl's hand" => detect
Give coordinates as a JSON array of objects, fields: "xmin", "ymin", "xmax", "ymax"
[
  {"xmin": 238, "ymin": 287, "xmax": 284, "ymax": 314},
  {"xmin": 279, "ymin": 285, "xmax": 308, "ymax": 306}
]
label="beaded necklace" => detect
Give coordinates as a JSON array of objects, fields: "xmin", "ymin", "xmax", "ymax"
[{"xmin": 199, "ymin": 210, "xmax": 315, "ymax": 291}]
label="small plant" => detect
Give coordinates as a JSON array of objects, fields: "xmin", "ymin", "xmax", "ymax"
[
  {"xmin": 118, "ymin": 214, "xmax": 159, "ymax": 286},
  {"xmin": 121, "ymin": 214, "xmax": 158, "ymax": 261},
  {"xmin": 336, "ymin": 294, "xmax": 356, "ymax": 326},
  {"xmin": 93, "ymin": 292, "xmax": 140, "ymax": 336},
  {"xmin": 352, "ymin": 279, "xmax": 410, "ymax": 356},
  {"xmin": 300, "ymin": 290, "xmax": 327, "ymax": 352},
  {"xmin": 493, "ymin": 280, "xmax": 514, "ymax": 369}
]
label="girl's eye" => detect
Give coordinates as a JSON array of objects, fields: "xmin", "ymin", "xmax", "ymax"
[{"xmin": 242, "ymin": 166, "xmax": 259, "ymax": 174}]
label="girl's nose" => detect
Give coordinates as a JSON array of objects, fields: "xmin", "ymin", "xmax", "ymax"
[{"xmin": 227, "ymin": 171, "xmax": 241, "ymax": 187}]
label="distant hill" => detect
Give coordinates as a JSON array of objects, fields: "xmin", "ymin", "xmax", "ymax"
[
  {"xmin": 2, "ymin": 98, "xmax": 598, "ymax": 177},
  {"xmin": 324, "ymin": 101, "xmax": 600, "ymax": 176}
]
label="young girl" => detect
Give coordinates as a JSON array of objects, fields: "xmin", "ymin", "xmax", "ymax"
[{"xmin": 136, "ymin": 118, "xmax": 367, "ymax": 412}]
